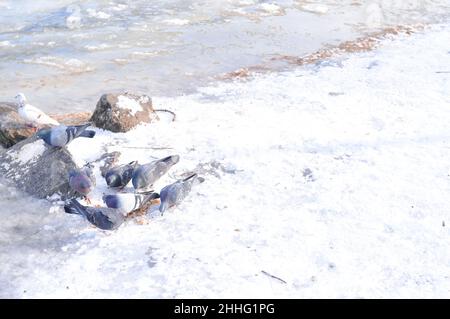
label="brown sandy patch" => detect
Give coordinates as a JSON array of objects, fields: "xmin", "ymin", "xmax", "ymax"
[
  {"xmin": 51, "ymin": 112, "xmax": 92, "ymax": 126},
  {"xmin": 219, "ymin": 24, "xmax": 424, "ymax": 80}
]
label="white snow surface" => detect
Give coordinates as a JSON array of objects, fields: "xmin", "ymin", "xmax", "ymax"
[
  {"xmin": 1, "ymin": 24, "xmax": 450, "ymax": 298},
  {"xmin": 6, "ymin": 140, "xmax": 46, "ymax": 165},
  {"xmin": 116, "ymin": 95, "xmax": 144, "ymax": 116}
]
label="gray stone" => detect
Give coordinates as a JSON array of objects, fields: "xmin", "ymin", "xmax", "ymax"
[
  {"xmin": 0, "ymin": 135, "xmax": 78, "ymax": 199},
  {"xmin": 90, "ymin": 93, "xmax": 159, "ymax": 133}
]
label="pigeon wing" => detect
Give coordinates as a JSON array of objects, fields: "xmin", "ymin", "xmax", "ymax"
[{"xmin": 22, "ymin": 104, "xmax": 59, "ymax": 125}]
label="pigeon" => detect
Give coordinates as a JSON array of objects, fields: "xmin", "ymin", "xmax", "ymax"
[
  {"xmin": 64, "ymin": 198, "xmax": 125, "ymax": 231},
  {"xmin": 69, "ymin": 165, "xmax": 96, "ymax": 203},
  {"xmin": 132, "ymin": 155, "xmax": 180, "ymax": 192},
  {"xmin": 159, "ymin": 173, "xmax": 205, "ymax": 213},
  {"xmin": 37, "ymin": 123, "xmax": 96, "ymax": 147},
  {"xmin": 103, "ymin": 192, "xmax": 160, "ymax": 214},
  {"xmin": 105, "ymin": 161, "xmax": 139, "ymax": 189},
  {"xmin": 15, "ymin": 93, "xmax": 59, "ymax": 128}
]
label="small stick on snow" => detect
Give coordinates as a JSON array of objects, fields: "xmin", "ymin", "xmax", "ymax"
[{"xmin": 261, "ymin": 270, "xmax": 287, "ymax": 284}]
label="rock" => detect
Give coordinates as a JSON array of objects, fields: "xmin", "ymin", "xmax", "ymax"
[
  {"xmin": 90, "ymin": 93, "xmax": 159, "ymax": 133},
  {"xmin": 52, "ymin": 112, "xmax": 92, "ymax": 126},
  {"xmin": 0, "ymin": 101, "xmax": 92, "ymax": 148},
  {"xmin": 0, "ymin": 102, "xmax": 35, "ymax": 148},
  {"xmin": 0, "ymin": 135, "xmax": 78, "ymax": 199}
]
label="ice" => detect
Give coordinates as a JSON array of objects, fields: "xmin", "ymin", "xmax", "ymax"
[
  {"xmin": 0, "ymin": 40, "xmax": 14, "ymax": 47},
  {"xmin": 300, "ymin": 4, "xmax": 329, "ymax": 14},
  {"xmin": 163, "ymin": 18, "xmax": 190, "ymax": 26},
  {"xmin": 23, "ymin": 56, "xmax": 93, "ymax": 74},
  {"xmin": 0, "ymin": 1, "xmax": 449, "ymax": 113},
  {"xmin": 86, "ymin": 8, "xmax": 111, "ymax": 20}
]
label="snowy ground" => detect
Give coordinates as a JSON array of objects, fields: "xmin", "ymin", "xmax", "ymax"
[{"xmin": 1, "ymin": 23, "xmax": 450, "ymax": 298}]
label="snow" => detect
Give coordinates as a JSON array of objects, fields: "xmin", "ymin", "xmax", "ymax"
[
  {"xmin": 116, "ymin": 95, "xmax": 144, "ymax": 116},
  {"xmin": 1, "ymin": 23, "xmax": 450, "ymax": 298},
  {"xmin": 86, "ymin": 8, "xmax": 111, "ymax": 20},
  {"xmin": 6, "ymin": 140, "xmax": 46, "ymax": 165},
  {"xmin": 163, "ymin": 18, "xmax": 190, "ymax": 26}
]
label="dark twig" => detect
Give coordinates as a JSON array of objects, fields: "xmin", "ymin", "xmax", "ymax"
[
  {"xmin": 261, "ymin": 270, "xmax": 287, "ymax": 284},
  {"xmin": 154, "ymin": 109, "xmax": 176, "ymax": 122}
]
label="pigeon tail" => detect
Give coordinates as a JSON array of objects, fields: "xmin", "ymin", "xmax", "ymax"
[
  {"xmin": 183, "ymin": 173, "xmax": 205, "ymax": 184},
  {"xmin": 148, "ymin": 192, "xmax": 160, "ymax": 200},
  {"xmin": 64, "ymin": 199, "xmax": 86, "ymax": 216},
  {"xmin": 74, "ymin": 123, "xmax": 92, "ymax": 134},
  {"xmin": 143, "ymin": 192, "xmax": 160, "ymax": 205},
  {"xmin": 183, "ymin": 173, "xmax": 198, "ymax": 182},
  {"xmin": 160, "ymin": 155, "xmax": 180, "ymax": 166},
  {"xmin": 80, "ymin": 130, "xmax": 96, "ymax": 138}
]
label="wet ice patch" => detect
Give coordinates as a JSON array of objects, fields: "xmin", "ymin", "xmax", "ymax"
[
  {"xmin": 86, "ymin": 8, "xmax": 111, "ymax": 20},
  {"xmin": 0, "ymin": 40, "xmax": 14, "ymax": 47},
  {"xmin": 23, "ymin": 56, "xmax": 93, "ymax": 73},
  {"xmin": 300, "ymin": 3, "xmax": 329, "ymax": 14},
  {"xmin": 163, "ymin": 18, "xmax": 190, "ymax": 26},
  {"xmin": 259, "ymin": 3, "xmax": 284, "ymax": 15}
]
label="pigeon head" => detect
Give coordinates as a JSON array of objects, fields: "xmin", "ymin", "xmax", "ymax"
[
  {"xmin": 77, "ymin": 180, "xmax": 92, "ymax": 195},
  {"xmin": 105, "ymin": 172, "xmax": 120, "ymax": 187},
  {"xmin": 15, "ymin": 93, "xmax": 27, "ymax": 106},
  {"xmin": 36, "ymin": 128, "xmax": 51, "ymax": 143},
  {"xmin": 69, "ymin": 170, "xmax": 93, "ymax": 195},
  {"xmin": 102, "ymin": 195, "xmax": 119, "ymax": 209}
]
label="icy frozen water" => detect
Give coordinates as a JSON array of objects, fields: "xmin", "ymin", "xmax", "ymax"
[{"xmin": 0, "ymin": 0, "xmax": 449, "ymax": 112}]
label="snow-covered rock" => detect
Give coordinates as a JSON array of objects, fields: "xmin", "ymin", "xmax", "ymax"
[
  {"xmin": 0, "ymin": 135, "xmax": 77, "ymax": 199},
  {"xmin": 90, "ymin": 93, "xmax": 159, "ymax": 133}
]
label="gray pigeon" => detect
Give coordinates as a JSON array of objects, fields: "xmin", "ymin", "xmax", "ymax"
[
  {"xmin": 132, "ymin": 155, "xmax": 180, "ymax": 192},
  {"xmin": 104, "ymin": 161, "xmax": 138, "ymax": 189},
  {"xmin": 103, "ymin": 192, "xmax": 160, "ymax": 214},
  {"xmin": 37, "ymin": 123, "xmax": 96, "ymax": 147},
  {"xmin": 159, "ymin": 173, "xmax": 205, "ymax": 213},
  {"xmin": 68, "ymin": 165, "xmax": 96, "ymax": 202},
  {"xmin": 64, "ymin": 198, "xmax": 125, "ymax": 230}
]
